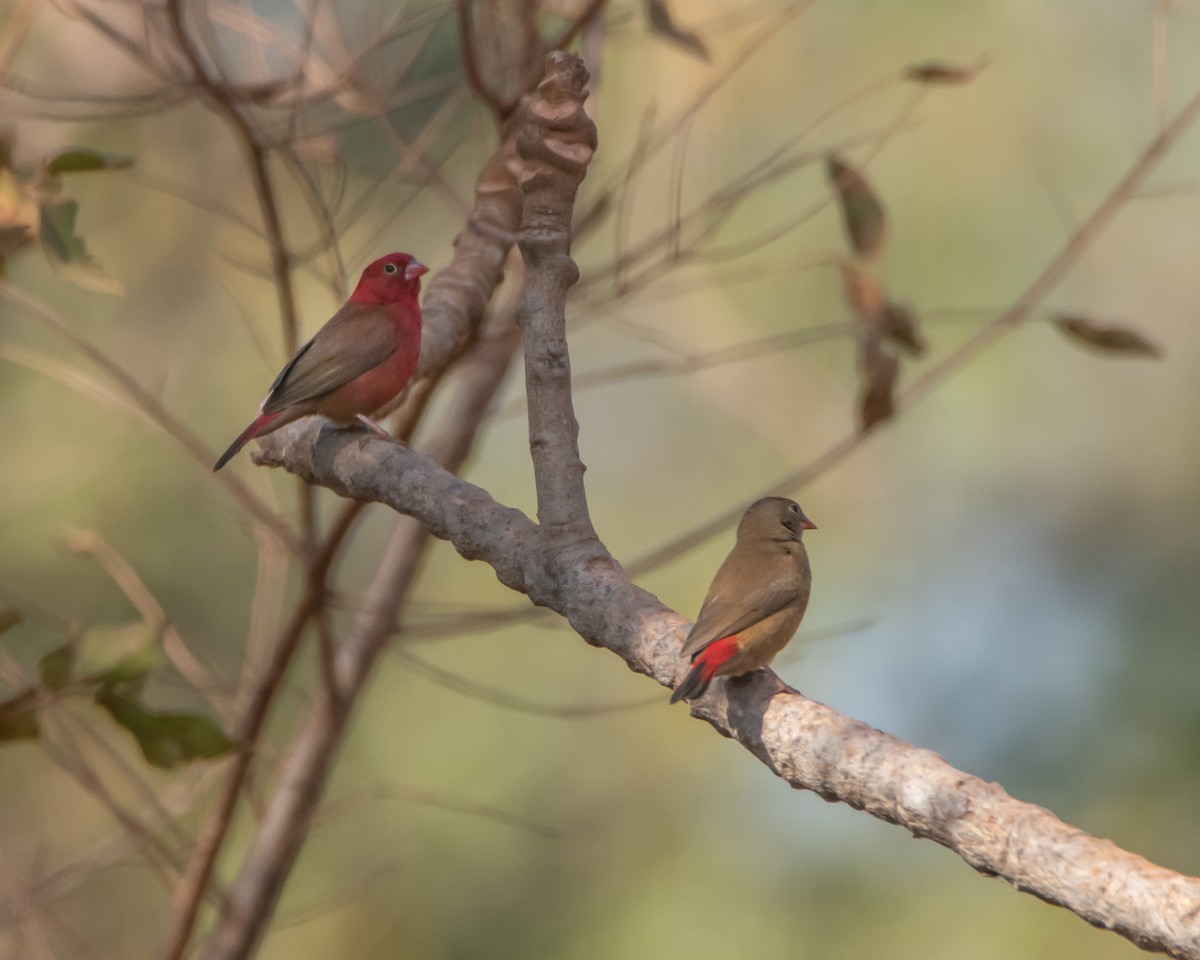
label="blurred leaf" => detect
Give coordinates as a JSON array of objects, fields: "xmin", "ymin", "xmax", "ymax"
[
  {"xmin": 0, "ymin": 167, "xmax": 38, "ymax": 257},
  {"xmin": 838, "ymin": 260, "xmax": 885, "ymax": 322},
  {"xmin": 38, "ymin": 644, "xmax": 74, "ymax": 691},
  {"xmin": 77, "ymin": 621, "xmax": 166, "ymax": 683},
  {"xmin": 95, "ymin": 681, "xmax": 234, "ymax": 769},
  {"xmin": 646, "ymin": 0, "xmax": 710, "ymax": 61},
  {"xmin": 1053, "ymin": 314, "xmax": 1163, "ymax": 359},
  {"xmin": 827, "ymin": 155, "xmax": 888, "ymax": 260},
  {"xmin": 45, "ymin": 148, "xmax": 134, "ymax": 175},
  {"xmin": 38, "ymin": 198, "xmax": 124, "ymax": 294},
  {"xmin": 38, "ymin": 198, "xmax": 89, "ymax": 263},
  {"xmin": 881, "ymin": 302, "xmax": 926, "ymax": 356},
  {"xmin": 858, "ymin": 339, "xmax": 899, "ymax": 431},
  {"xmin": 0, "ymin": 606, "xmax": 21, "ymax": 635},
  {"xmin": 904, "ymin": 58, "xmax": 988, "ymax": 85},
  {"xmin": 0, "ymin": 691, "xmax": 38, "ymax": 742}
]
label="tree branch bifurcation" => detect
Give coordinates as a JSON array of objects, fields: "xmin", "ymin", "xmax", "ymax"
[{"xmin": 259, "ymin": 52, "xmax": 1200, "ymax": 960}]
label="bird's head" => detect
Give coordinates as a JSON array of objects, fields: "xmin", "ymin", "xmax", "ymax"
[
  {"xmin": 739, "ymin": 497, "xmax": 817, "ymax": 542},
  {"xmin": 352, "ymin": 252, "xmax": 429, "ymax": 305}
]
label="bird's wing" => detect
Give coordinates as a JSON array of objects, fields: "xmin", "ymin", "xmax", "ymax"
[
  {"xmin": 262, "ymin": 302, "xmax": 397, "ymax": 412},
  {"xmin": 679, "ymin": 568, "xmax": 799, "ymax": 659}
]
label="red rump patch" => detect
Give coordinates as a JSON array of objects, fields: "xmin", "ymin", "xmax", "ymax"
[{"xmin": 696, "ymin": 635, "xmax": 740, "ymax": 681}]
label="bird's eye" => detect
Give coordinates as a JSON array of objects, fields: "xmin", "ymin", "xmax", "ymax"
[
  {"xmin": 383, "ymin": 263, "xmax": 398, "ymax": 275},
  {"xmin": 788, "ymin": 503, "xmax": 799, "ymax": 513}
]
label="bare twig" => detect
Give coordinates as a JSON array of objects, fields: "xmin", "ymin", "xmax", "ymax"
[
  {"xmin": 62, "ymin": 530, "xmax": 222, "ymax": 712},
  {"xmin": 621, "ymin": 76, "xmax": 1200, "ymax": 579},
  {"xmin": 164, "ymin": 0, "xmax": 300, "ymax": 354},
  {"xmin": 200, "ymin": 306, "xmax": 524, "ymax": 960},
  {"xmin": 160, "ymin": 69, "xmax": 530, "ymax": 960},
  {"xmin": 0, "ymin": 284, "xmax": 300, "ymax": 556}
]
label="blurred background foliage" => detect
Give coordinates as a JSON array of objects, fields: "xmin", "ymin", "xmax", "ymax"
[{"xmin": 2, "ymin": 0, "xmax": 1200, "ymax": 957}]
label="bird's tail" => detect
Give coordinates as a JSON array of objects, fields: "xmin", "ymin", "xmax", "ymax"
[
  {"xmin": 669, "ymin": 635, "xmax": 740, "ymax": 704},
  {"xmin": 213, "ymin": 411, "xmax": 283, "ymax": 471}
]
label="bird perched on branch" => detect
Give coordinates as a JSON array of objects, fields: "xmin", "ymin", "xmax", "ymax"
[
  {"xmin": 670, "ymin": 497, "xmax": 816, "ymax": 704},
  {"xmin": 214, "ymin": 252, "xmax": 428, "ymax": 471}
]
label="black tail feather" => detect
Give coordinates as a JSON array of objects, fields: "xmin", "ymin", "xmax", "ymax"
[{"xmin": 669, "ymin": 661, "xmax": 711, "ymax": 705}]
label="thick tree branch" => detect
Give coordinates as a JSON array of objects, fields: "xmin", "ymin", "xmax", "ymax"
[
  {"xmin": 515, "ymin": 52, "xmax": 599, "ymax": 534},
  {"xmin": 259, "ymin": 425, "xmax": 1200, "ymax": 960},
  {"xmin": 255, "ymin": 50, "xmax": 1200, "ymax": 960}
]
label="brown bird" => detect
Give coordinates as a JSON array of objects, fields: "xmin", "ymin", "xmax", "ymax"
[{"xmin": 670, "ymin": 497, "xmax": 815, "ymax": 704}]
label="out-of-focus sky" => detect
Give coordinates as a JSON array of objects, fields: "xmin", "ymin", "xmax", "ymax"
[{"xmin": 2, "ymin": 1, "xmax": 1199, "ymax": 958}]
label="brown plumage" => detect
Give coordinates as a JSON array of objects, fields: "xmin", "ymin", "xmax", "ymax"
[{"xmin": 670, "ymin": 497, "xmax": 815, "ymax": 704}]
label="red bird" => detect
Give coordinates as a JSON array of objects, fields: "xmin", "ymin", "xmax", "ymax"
[
  {"xmin": 670, "ymin": 497, "xmax": 816, "ymax": 704},
  {"xmin": 214, "ymin": 252, "xmax": 427, "ymax": 471}
]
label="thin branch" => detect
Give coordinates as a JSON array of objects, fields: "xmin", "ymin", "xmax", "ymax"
[
  {"xmin": 456, "ymin": 0, "xmax": 507, "ymax": 118},
  {"xmin": 394, "ymin": 647, "xmax": 655, "ymax": 717},
  {"xmin": 161, "ymin": 77, "xmax": 530, "ymax": 960},
  {"xmin": 62, "ymin": 529, "xmax": 223, "ymax": 713},
  {"xmin": 199, "ymin": 302, "xmax": 524, "ymax": 960},
  {"xmin": 0, "ymin": 284, "xmax": 300, "ymax": 556},
  {"xmin": 158, "ymin": 525, "xmax": 350, "ymax": 960},
  {"xmin": 622, "ymin": 76, "xmax": 1200, "ymax": 579}
]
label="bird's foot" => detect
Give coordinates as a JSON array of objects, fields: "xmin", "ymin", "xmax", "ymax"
[{"xmin": 355, "ymin": 414, "xmax": 392, "ymax": 438}]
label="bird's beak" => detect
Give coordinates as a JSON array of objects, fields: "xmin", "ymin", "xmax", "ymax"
[
  {"xmin": 800, "ymin": 514, "xmax": 817, "ymax": 531},
  {"xmin": 405, "ymin": 260, "xmax": 429, "ymax": 281}
]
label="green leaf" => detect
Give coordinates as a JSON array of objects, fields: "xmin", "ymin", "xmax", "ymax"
[
  {"xmin": 38, "ymin": 198, "xmax": 123, "ymax": 295},
  {"xmin": 38, "ymin": 198, "xmax": 88, "ymax": 263},
  {"xmin": 827, "ymin": 155, "xmax": 888, "ymax": 260},
  {"xmin": 0, "ymin": 606, "xmax": 21, "ymax": 635},
  {"xmin": 95, "ymin": 682, "xmax": 234, "ymax": 769},
  {"xmin": 0, "ymin": 691, "xmax": 39, "ymax": 742},
  {"xmin": 45, "ymin": 148, "xmax": 134, "ymax": 175},
  {"xmin": 77, "ymin": 621, "xmax": 166, "ymax": 684},
  {"xmin": 38, "ymin": 644, "xmax": 74, "ymax": 690},
  {"xmin": 1053, "ymin": 314, "xmax": 1163, "ymax": 359}
]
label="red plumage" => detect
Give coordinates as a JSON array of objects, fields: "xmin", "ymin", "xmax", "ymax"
[
  {"xmin": 214, "ymin": 252, "xmax": 427, "ymax": 471},
  {"xmin": 670, "ymin": 635, "xmax": 741, "ymax": 704}
]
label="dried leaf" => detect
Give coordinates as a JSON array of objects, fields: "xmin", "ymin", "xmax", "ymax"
[
  {"xmin": 38, "ymin": 644, "xmax": 74, "ymax": 691},
  {"xmin": 44, "ymin": 148, "xmax": 134, "ymax": 175},
  {"xmin": 858, "ymin": 338, "xmax": 899, "ymax": 431},
  {"xmin": 95, "ymin": 681, "xmax": 234, "ymax": 769},
  {"xmin": 1053, "ymin": 314, "xmax": 1163, "ymax": 359},
  {"xmin": 646, "ymin": 0, "xmax": 710, "ymax": 61},
  {"xmin": 0, "ymin": 606, "xmax": 21, "ymax": 635},
  {"xmin": 0, "ymin": 691, "xmax": 38, "ymax": 742},
  {"xmin": 827, "ymin": 155, "xmax": 887, "ymax": 260},
  {"xmin": 838, "ymin": 261, "xmax": 886, "ymax": 323},
  {"xmin": 904, "ymin": 58, "xmax": 988, "ymax": 86},
  {"xmin": 881, "ymin": 302, "xmax": 926, "ymax": 356}
]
